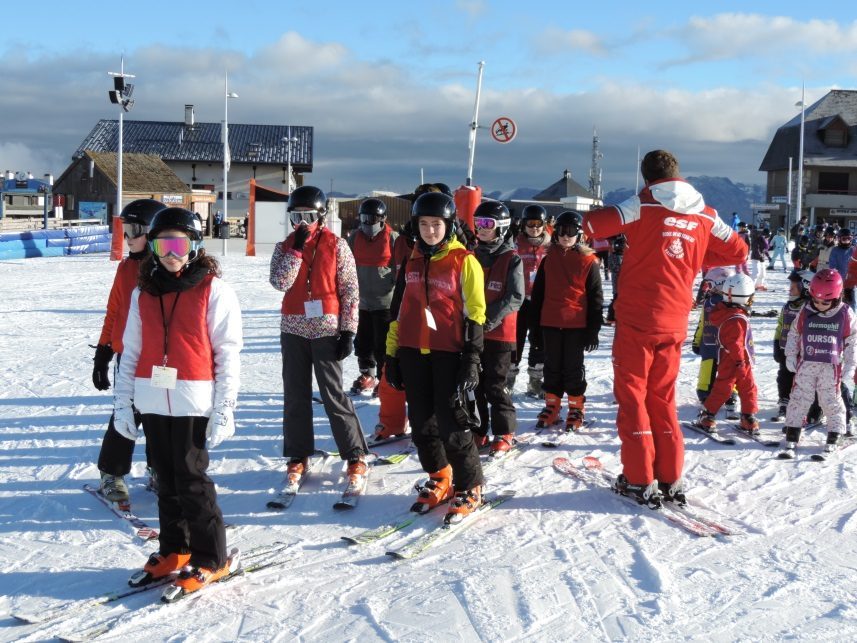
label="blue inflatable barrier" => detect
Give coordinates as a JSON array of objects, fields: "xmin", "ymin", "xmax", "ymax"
[
  {"xmin": 46, "ymin": 237, "xmax": 72, "ymax": 248},
  {"xmin": 0, "ymin": 225, "xmax": 112, "ymax": 259},
  {"xmin": 0, "ymin": 245, "xmax": 66, "ymax": 260},
  {"xmin": 66, "ymin": 225, "xmax": 110, "ymax": 238}
]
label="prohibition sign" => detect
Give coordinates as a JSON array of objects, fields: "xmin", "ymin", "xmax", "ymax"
[{"xmin": 491, "ymin": 117, "xmax": 517, "ymax": 143}]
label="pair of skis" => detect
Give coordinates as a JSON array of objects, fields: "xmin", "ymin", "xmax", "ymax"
[
  {"xmin": 83, "ymin": 483, "xmax": 158, "ymax": 541},
  {"xmin": 552, "ymin": 456, "xmax": 741, "ymax": 538},
  {"xmin": 777, "ymin": 434, "xmax": 857, "ymax": 461},
  {"xmin": 266, "ymin": 449, "xmax": 371, "ymax": 511}
]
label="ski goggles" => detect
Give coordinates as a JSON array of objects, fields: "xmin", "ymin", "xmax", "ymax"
[
  {"xmin": 123, "ymin": 223, "xmax": 148, "ymax": 239},
  {"xmin": 359, "ymin": 213, "xmax": 385, "ymax": 224},
  {"xmin": 149, "ymin": 236, "xmax": 198, "ymax": 258},
  {"xmin": 556, "ymin": 225, "xmax": 581, "ymax": 238},
  {"xmin": 811, "ymin": 296, "xmax": 835, "ymax": 306},
  {"xmin": 474, "ymin": 217, "xmax": 510, "ymax": 230},
  {"xmin": 524, "ymin": 219, "xmax": 545, "ymax": 228}
]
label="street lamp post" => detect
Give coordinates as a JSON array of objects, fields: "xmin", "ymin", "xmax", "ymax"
[
  {"xmin": 222, "ymin": 71, "xmax": 238, "ymax": 257},
  {"xmin": 107, "ymin": 56, "xmax": 135, "ymax": 260},
  {"xmin": 282, "ymin": 127, "xmax": 298, "ymax": 193},
  {"xmin": 795, "ymin": 84, "xmax": 806, "ymax": 226}
]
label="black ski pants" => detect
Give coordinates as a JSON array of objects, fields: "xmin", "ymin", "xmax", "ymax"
[
  {"xmin": 475, "ymin": 342, "xmax": 517, "ymax": 437},
  {"xmin": 143, "ymin": 414, "xmax": 226, "ymax": 570},
  {"xmin": 542, "ymin": 327, "xmax": 587, "ymax": 398},
  {"xmin": 398, "ymin": 347, "xmax": 483, "ymax": 491},
  {"xmin": 97, "ymin": 354, "xmax": 146, "ymax": 476},
  {"xmin": 514, "ymin": 299, "xmax": 543, "ymax": 367},
  {"xmin": 281, "ymin": 332, "xmax": 367, "ymax": 461},
  {"xmin": 355, "ymin": 308, "xmax": 391, "ymax": 375}
]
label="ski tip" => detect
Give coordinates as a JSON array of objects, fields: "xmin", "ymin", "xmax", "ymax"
[
  {"xmin": 581, "ymin": 456, "xmax": 603, "ymax": 469},
  {"xmin": 340, "ymin": 536, "xmax": 359, "ymax": 545},
  {"xmin": 385, "ymin": 550, "xmax": 406, "ymax": 560},
  {"xmin": 333, "ymin": 501, "xmax": 356, "ymax": 510}
]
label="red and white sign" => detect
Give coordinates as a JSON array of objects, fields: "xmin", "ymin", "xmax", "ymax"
[{"xmin": 491, "ymin": 117, "xmax": 517, "ymax": 144}]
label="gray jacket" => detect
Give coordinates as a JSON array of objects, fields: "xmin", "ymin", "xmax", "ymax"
[
  {"xmin": 474, "ymin": 236, "xmax": 525, "ymax": 334},
  {"xmin": 347, "ymin": 225, "xmax": 399, "ymax": 311}
]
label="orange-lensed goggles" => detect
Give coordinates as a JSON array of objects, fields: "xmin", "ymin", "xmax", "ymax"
[{"xmin": 150, "ymin": 236, "xmax": 197, "ymax": 258}]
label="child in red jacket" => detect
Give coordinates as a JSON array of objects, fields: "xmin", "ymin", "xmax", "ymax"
[{"xmin": 696, "ymin": 273, "xmax": 759, "ymax": 435}]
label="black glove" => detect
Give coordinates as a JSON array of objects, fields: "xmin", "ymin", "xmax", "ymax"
[
  {"xmin": 584, "ymin": 329, "xmax": 599, "ymax": 353},
  {"xmin": 385, "ymin": 355, "xmax": 405, "ymax": 391},
  {"xmin": 335, "ymin": 331, "xmax": 354, "ymax": 361},
  {"xmin": 293, "ymin": 224, "xmax": 311, "ymax": 251},
  {"xmin": 92, "ymin": 344, "xmax": 114, "ymax": 391},
  {"xmin": 457, "ymin": 357, "xmax": 481, "ymax": 392}
]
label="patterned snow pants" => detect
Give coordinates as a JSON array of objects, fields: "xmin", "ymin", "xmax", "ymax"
[{"xmin": 784, "ymin": 361, "xmax": 846, "ymax": 434}]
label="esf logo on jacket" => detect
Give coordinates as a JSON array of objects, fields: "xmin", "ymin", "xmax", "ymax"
[{"xmin": 664, "ymin": 216, "xmax": 699, "ymax": 231}]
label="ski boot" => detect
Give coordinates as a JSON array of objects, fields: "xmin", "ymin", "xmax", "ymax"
[
  {"xmin": 695, "ymin": 409, "xmax": 717, "ymax": 434},
  {"xmin": 536, "ymin": 393, "xmax": 562, "ymax": 428},
  {"xmin": 739, "ymin": 413, "xmax": 760, "ymax": 435},
  {"xmin": 411, "ymin": 465, "xmax": 453, "ymax": 514},
  {"xmin": 613, "ymin": 474, "xmax": 662, "ymax": 509},
  {"xmin": 724, "ymin": 394, "xmax": 739, "ymax": 420},
  {"xmin": 162, "ymin": 549, "xmax": 240, "ymax": 602},
  {"xmin": 99, "ymin": 472, "xmax": 130, "ymax": 504},
  {"xmin": 825, "ymin": 431, "xmax": 841, "ymax": 453},
  {"xmin": 770, "ymin": 398, "xmax": 788, "ymax": 422},
  {"xmin": 371, "ymin": 421, "xmax": 409, "ymax": 442},
  {"xmin": 346, "ymin": 457, "xmax": 369, "ymax": 485},
  {"xmin": 565, "ymin": 395, "xmax": 585, "ymax": 432},
  {"xmin": 445, "ymin": 486, "xmax": 483, "ymax": 525},
  {"xmin": 657, "ymin": 479, "xmax": 687, "ymax": 506},
  {"xmin": 473, "ymin": 433, "xmax": 490, "ymax": 451},
  {"xmin": 489, "ymin": 434, "xmax": 515, "ymax": 457},
  {"xmin": 350, "ymin": 370, "xmax": 377, "ymax": 395},
  {"xmin": 504, "ymin": 365, "xmax": 519, "ymax": 394},
  {"xmin": 285, "ymin": 457, "xmax": 310, "ymax": 486},
  {"xmin": 778, "ymin": 426, "xmax": 802, "ymax": 459},
  {"xmin": 526, "ymin": 365, "xmax": 544, "ymax": 399},
  {"xmin": 129, "ymin": 551, "xmax": 192, "ymax": 587}
]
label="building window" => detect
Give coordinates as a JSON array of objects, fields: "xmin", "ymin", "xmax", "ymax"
[
  {"xmin": 818, "ymin": 172, "xmax": 850, "ymax": 194},
  {"xmin": 824, "ymin": 128, "xmax": 847, "ymax": 147}
]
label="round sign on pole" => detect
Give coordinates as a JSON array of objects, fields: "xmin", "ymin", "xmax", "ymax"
[{"xmin": 491, "ymin": 117, "xmax": 517, "ymax": 144}]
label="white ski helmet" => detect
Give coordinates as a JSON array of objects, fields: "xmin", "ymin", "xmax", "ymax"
[
  {"xmin": 703, "ymin": 266, "xmax": 736, "ymax": 292},
  {"xmin": 722, "ymin": 273, "xmax": 755, "ymax": 306}
]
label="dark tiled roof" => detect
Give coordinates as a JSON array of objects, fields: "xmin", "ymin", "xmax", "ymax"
[
  {"xmin": 86, "ymin": 151, "xmax": 191, "ymax": 193},
  {"xmin": 74, "ymin": 120, "xmax": 313, "ymax": 168},
  {"xmin": 759, "ymin": 90, "xmax": 857, "ymax": 171},
  {"xmin": 531, "ymin": 170, "xmax": 594, "ymax": 201}
]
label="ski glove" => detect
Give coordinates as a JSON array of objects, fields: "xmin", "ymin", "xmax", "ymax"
[
  {"xmin": 206, "ymin": 402, "xmax": 235, "ymax": 449},
  {"xmin": 336, "ymin": 331, "xmax": 355, "ymax": 361},
  {"xmin": 92, "ymin": 344, "xmax": 114, "ymax": 391},
  {"xmin": 457, "ymin": 357, "xmax": 481, "ymax": 392},
  {"xmin": 113, "ymin": 405, "xmax": 141, "ymax": 441},
  {"xmin": 785, "ymin": 354, "xmax": 797, "ymax": 373},
  {"xmin": 385, "ymin": 355, "xmax": 405, "ymax": 391},
  {"xmin": 584, "ymin": 330, "xmax": 599, "ymax": 353},
  {"xmin": 292, "ymin": 225, "xmax": 311, "ymax": 251}
]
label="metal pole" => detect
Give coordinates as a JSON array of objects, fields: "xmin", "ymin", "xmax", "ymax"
[
  {"xmin": 635, "ymin": 145, "xmax": 640, "ymax": 193},
  {"xmin": 787, "ymin": 156, "xmax": 793, "ymax": 240},
  {"xmin": 796, "ymin": 83, "xmax": 806, "ymax": 227},
  {"xmin": 117, "ymin": 57, "xmax": 124, "ymax": 223},
  {"xmin": 222, "ymin": 72, "xmax": 229, "ymax": 257},
  {"xmin": 287, "ymin": 125, "xmax": 292, "ymax": 193},
  {"xmin": 465, "ymin": 61, "xmax": 485, "ymax": 187}
]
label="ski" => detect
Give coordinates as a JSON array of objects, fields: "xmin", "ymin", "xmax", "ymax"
[
  {"xmin": 13, "ymin": 541, "xmax": 291, "ymax": 626},
  {"xmin": 265, "ymin": 450, "xmax": 332, "ymax": 510},
  {"xmin": 481, "ymin": 435, "xmax": 532, "ymax": 476},
  {"xmin": 385, "ymin": 490, "xmax": 516, "ymax": 560},
  {"xmin": 333, "ymin": 467, "xmax": 371, "ymax": 510},
  {"xmin": 680, "ymin": 421, "xmax": 737, "ymax": 446},
  {"xmin": 552, "ymin": 457, "xmax": 719, "ymax": 537},
  {"xmin": 810, "ymin": 436, "xmax": 857, "ymax": 461},
  {"xmin": 366, "ymin": 432, "xmax": 412, "ymax": 448},
  {"xmin": 374, "ymin": 443, "xmax": 416, "ymax": 466},
  {"xmin": 540, "ymin": 419, "xmax": 596, "ymax": 447},
  {"xmin": 725, "ymin": 423, "xmax": 781, "ymax": 447},
  {"xmin": 83, "ymin": 484, "xmax": 158, "ymax": 541}
]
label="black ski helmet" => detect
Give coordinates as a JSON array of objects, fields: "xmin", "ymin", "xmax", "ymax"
[
  {"xmin": 148, "ymin": 207, "xmax": 204, "ymax": 241},
  {"xmin": 287, "ymin": 185, "xmax": 327, "ymax": 226},
  {"xmin": 358, "ymin": 198, "xmax": 387, "ymax": 219},
  {"xmin": 411, "ymin": 192, "xmax": 457, "ymax": 255},
  {"xmin": 553, "ymin": 210, "xmax": 583, "ymax": 242},
  {"xmin": 473, "ymin": 200, "xmax": 511, "ymax": 239},
  {"xmin": 520, "ymin": 203, "xmax": 547, "ymax": 224},
  {"xmin": 120, "ymin": 199, "xmax": 165, "ymax": 226}
]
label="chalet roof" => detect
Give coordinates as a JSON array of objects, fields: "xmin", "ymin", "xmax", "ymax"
[
  {"xmin": 74, "ymin": 120, "xmax": 313, "ymax": 169},
  {"xmin": 531, "ymin": 170, "xmax": 594, "ymax": 201},
  {"xmin": 83, "ymin": 151, "xmax": 191, "ymax": 193},
  {"xmin": 759, "ymin": 90, "xmax": 857, "ymax": 171}
]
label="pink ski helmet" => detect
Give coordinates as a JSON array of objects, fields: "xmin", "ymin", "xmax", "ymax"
[{"xmin": 809, "ymin": 268, "xmax": 843, "ymax": 301}]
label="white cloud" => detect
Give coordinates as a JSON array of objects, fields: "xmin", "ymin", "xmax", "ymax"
[
  {"xmin": 455, "ymin": 0, "xmax": 488, "ymax": 18},
  {"xmin": 535, "ymin": 27, "xmax": 608, "ymax": 56}
]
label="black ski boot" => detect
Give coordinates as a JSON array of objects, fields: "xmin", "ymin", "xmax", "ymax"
[
  {"xmin": 658, "ymin": 479, "xmax": 687, "ymax": 506},
  {"xmin": 613, "ymin": 474, "xmax": 662, "ymax": 509}
]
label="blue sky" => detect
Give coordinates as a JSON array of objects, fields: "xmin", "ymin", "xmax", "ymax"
[{"xmin": 2, "ymin": 1, "xmax": 856, "ymax": 195}]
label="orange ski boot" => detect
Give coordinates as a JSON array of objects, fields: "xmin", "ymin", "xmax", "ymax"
[
  {"xmin": 536, "ymin": 393, "xmax": 562, "ymax": 428},
  {"xmin": 489, "ymin": 434, "xmax": 515, "ymax": 456},
  {"xmin": 412, "ymin": 464, "xmax": 453, "ymax": 514},
  {"xmin": 129, "ymin": 551, "xmax": 192, "ymax": 587},
  {"xmin": 162, "ymin": 549, "xmax": 240, "ymax": 602},
  {"xmin": 565, "ymin": 395, "xmax": 586, "ymax": 432},
  {"xmin": 445, "ymin": 486, "xmax": 483, "ymax": 524}
]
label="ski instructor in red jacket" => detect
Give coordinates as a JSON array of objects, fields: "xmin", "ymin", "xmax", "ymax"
[{"xmin": 582, "ymin": 150, "xmax": 748, "ymax": 509}]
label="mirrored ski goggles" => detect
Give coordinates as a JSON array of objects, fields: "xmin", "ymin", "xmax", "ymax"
[
  {"xmin": 474, "ymin": 217, "xmax": 499, "ymax": 230},
  {"xmin": 123, "ymin": 223, "xmax": 148, "ymax": 239},
  {"xmin": 524, "ymin": 219, "xmax": 545, "ymax": 228},
  {"xmin": 556, "ymin": 225, "xmax": 581, "ymax": 238},
  {"xmin": 150, "ymin": 236, "xmax": 198, "ymax": 258},
  {"xmin": 359, "ymin": 213, "xmax": 385, "ymax": 224}
]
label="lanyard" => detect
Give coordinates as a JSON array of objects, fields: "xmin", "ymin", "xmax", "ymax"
[
  {"xmin": 302, "ymin": 232, "xmax": 320, "ymax": 299},
  {"xmin": 157, "ymin": 293, "xmax": 181, "ymax": 366}
]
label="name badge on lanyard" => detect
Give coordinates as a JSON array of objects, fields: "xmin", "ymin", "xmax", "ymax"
[
  {"xmin": 305, "ymin": 299, "xmax": 324, "ymax": 318},
  {"xmin": 425, "ymin": 307, "xmax": 437, "ymax": 330},
  {"xmin": 151, "ymin": 365, "xmax": 178, "ymax": 389}
]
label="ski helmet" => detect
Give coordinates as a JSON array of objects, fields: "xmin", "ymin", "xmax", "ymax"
[
  {"xmin": 411, "ymin": 192, "xmax": 457, "ymax": 255},
  {"xmin": 520, "ymin": 203, "xmax": 547, "ymax": 224},
  {"xmin": 552, "ymin": 211, "xmax": 583, "ymax": 243},
  {"xmin": 612, "ymin": 235, "xmax": 626, "ymax": 254},
  {"xmin": 287, "ymin": 185, "xmax": 327, "ymax": 226},
  {"xmin": 798, "ymin": 234, "xmax": 810, "ymax": 249},
  {"xmin": 120, "ymin": 199, "xmax": 165, "ymax": 226},
  {"xmin": 358, "ymin": 198, "xmax": 387, "ymax": 237},
  {"xmin": 148, "ymin": 207, "xmax": 204, "ymax": 242},
  {"xmin": 839, "ymin": 228, "xmax": 853, "ymax": 247},
  {"xmin": 722, "ymin": 273, "xmax": 755, "ymax": 306},
  {"xmin": 703, "ymin": 266, "xmax": 735, "ymax": 292},
  {"xmin": 473, "ymin": 200, "xmax": 511, "ymax": 240},
  {"xmin": 809, "ymin": 268, "xmax": 843, "ymax": 302}
]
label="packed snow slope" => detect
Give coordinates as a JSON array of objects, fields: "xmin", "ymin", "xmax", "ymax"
[{"xmin": 2, "ymin": 251, "xmax": 857, "ymax": 642}]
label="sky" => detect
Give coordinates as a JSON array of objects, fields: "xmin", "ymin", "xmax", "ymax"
[{"xmin": 1, "ymin": 0, "xmax": 856, "ymax": 196}]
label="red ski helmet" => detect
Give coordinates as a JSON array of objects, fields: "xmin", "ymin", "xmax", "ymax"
[{"xmin": 809, "ymin": 268, "xmax": 843, "ymax": 301}]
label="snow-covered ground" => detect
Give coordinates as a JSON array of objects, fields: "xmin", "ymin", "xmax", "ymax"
[{"xmin": 2, "ymin": 249, "xmax": 857, "ymax": 642}]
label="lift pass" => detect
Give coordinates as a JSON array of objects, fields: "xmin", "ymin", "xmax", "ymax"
[
  {"xmin": 424, "ymin": 307, "xmax": 437, "ymax": 330},
  {"xmin": 151, "ymin": 365, "xmax": 178, "ymax": 389},
  {"xmin": 304, "ymin": 300, "xmax": 323, "ymax": 318}
]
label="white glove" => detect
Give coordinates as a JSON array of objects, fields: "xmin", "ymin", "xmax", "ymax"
[
  {"xmin": 206, "ymin": 404, "xmax": 235, "ymax": 449},
  {"xmin": 113, "ymin": 405, "xmax": 141, "ymax": 441},
  {"xmin": 785, "ymin": 355, "xmax": 797, "ymax": 373}
]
